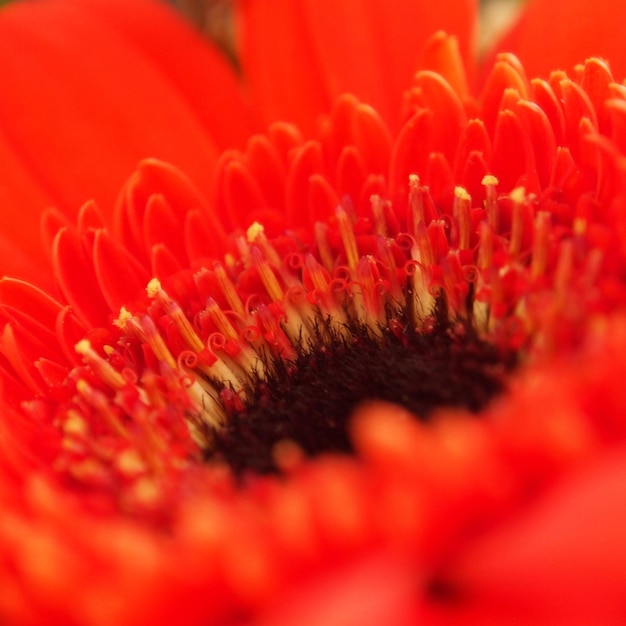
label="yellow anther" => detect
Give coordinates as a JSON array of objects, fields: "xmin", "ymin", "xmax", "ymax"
[
  {"xmin": 454, "ymin": 186, "xmax": 471, "ymax": 202},
  {"xmin": 509, "ymin": 186, "xmax": 526, "ymax": 204},
  {"xmin": 246, "ymin": 221, "xmax": 264, "ymax": 243},
  {"xmin": 114, "ymin": 307, "xmax": 133, "ymax": 330},
  {"xmin": 146, "ymin": 277, "xmax": 161, "ymax": 299},
  {"xmin": 482, "ymin": 175, "xmax": 499, "ymax": 231},
  {"xmin": 74, "ymin": 339, "xmax": 91, "ymax": 355},
  {"xmin": 147, "ymin": 280, "xmax": 204, "ymax": 353},
  {"xmin": 453, "ymin": 186, "xmax": 472, "ymax": 250},
  {"xmin": 246, "ymin": 221, "xmax": 282, "ymax": 267}
]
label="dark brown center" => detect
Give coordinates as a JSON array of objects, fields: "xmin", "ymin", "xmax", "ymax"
[{"xmin": 209, "ymin": 303, "xmax": 516, "ymax": 476}]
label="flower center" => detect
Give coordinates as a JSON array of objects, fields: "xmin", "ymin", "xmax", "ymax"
[{"xmin": 210, "ymin": 303, "xmax": 516, "ymax": 475}]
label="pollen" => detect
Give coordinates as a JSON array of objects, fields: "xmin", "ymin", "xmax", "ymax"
[
  {"xmin": 246, "ymin": 221, "xmax": 265, "ymax": 242},
  {"xmin": 146, "ymin": 277, "xmax": 162, "ymax": 299}
]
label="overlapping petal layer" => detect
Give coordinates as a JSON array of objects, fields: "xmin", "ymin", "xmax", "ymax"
[
  {"xmin": 1, "ymin": 0, "xmax": 626, "ymax": 625},
  {"xmin": 235, "ymin": 0, "xmax": 477, "ymax": 133},
  {"xmin": 0, "ymin": 0, "xmax": 255, "ymax": 285},
  {"xmin": 498, "ymin": 0, "xmax": 626, "ymax": 81}
]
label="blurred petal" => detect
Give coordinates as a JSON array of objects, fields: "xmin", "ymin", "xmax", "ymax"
[
  {"xmin": 0, "ymin": 133, "xmax": 54, "ymax": 286},
  {"xmin": 73, "ymin": 0, "xmax": 259, "ymax": 150},
  {"xmin": 445, "ymin": 447, "xmax": 626, "ymax": 625},
  {"xmin": 236, "ymin": 0, "xmax": 478, "ymax": 134},
  {"xmin": 0, "ymin": 0, "xmax": 247, "ymax": 264},
  {"xmin": 494, "ymin": 0, "xmax": 626, "ymax": 80}
]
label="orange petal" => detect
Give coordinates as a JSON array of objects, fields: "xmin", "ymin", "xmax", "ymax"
[
  {"xmin": 494, "ymin": 0, "xmax": 626, "ymax": 82},
  {"xmin": 237, "ymin": 0, "xmax": 478, "ymax": 133},
  {"xmin": 446, "ymin": 447, "xmax": 626, "ymax": 625},
  {"xmin": 93, "ymin": 230, "xmax": 150, "ymax": 313},
  {"xmin": 235, "ymin": 0, "xmax": 331, "ymax": 137},
  {"xmin": 0, "ymin": 134, "xmax": 55, "ymax": 287},
  {"xmin": 74, "ymin": 0, "xmax": 258, "ymax": 150},
  {"xmin": 0, "ymin": 0, "xmax": 222, "ymax": 226},
  {"xmin": 51, "ymin": 227, "xmax": 113, "ymax": 327}
]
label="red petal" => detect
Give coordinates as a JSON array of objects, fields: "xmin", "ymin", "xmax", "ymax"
[
  {"xmin": 115, "ymin": 159, "xmax": 223, "ymax": 263},
  {"xmin": 389, "ymin": 110, "xmax": 434, "ymax": 204},
  {"xmin": 235, "ymin": 0, "xmax": 331, "ymax": 137},
  {"xmin": 0, "ymin": 279, "xmax": 62, "ymax": 332},
  {"xmin": 257, "ymin": 551, "xmax": 419, "ymax": 626},
  {"xmin": 52, "ymin": 227, "xmax": 111, "ymax": 327},
  {"xmin": 286, "ymin": 141, "xmax": 327, "ymax": 225},
  {"xmin": 530, "ymin": 79, "xmax": 566, "ymax": 146},
  {"xmin": 307, "ymin": 175, "xmax": 341, "ymax": 224},
  {"xmin": 143, "ymin": 194, "xmax": 188, "ymax": 268},
  {"xmin": 494, "ymin": 0, "xmax": 626, "ymax": 83},
  {"xmin": 74, "ymin": 0, "xmax": 258, "ymax": 150},
  {"xmin": 580, "ymin": 58, "xmax": 614, "ymax": 135},
  {"xmin": 491, "ymin": 110, "xmax": 535, "ymax": 191},
  {"xmin": 245, "ymin": 135, "xmax": 288, "ymax": 212},
  {"xmin": 93, "ymin": 230, "xmax": 150, "ymax": 313},
  {"xmin": 514, "ymin": 100, "xmax": 557, "ymax": 189},
  {"xmin": 336, "ymin": 147, "xmax": 367, "ymax": 205},
  {"xmin": 0, "ymin": 0, "xmax": 221, "ymax": 222},
  {"xmin": 237, "ymin": 0, "xmax": 478, "ymax": 133},
  {"xmin": 414, "ymin": 71, "xmax": 467, "ymax": 163},
  {"xmin": 446, "ymin": 447, "xmax": 626, "ymax": 625},
  {"xmin": 0, "ymin": 135, "xmax": 55, "ymax": 286},
  {"xmin": 185, "ymin": 209, "xmax": 227, "ymax": 265}
]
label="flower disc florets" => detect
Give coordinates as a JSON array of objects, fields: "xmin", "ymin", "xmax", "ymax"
[{"xmin": 2, "ymin": 34, "xmax": 624, "ymax": 524}]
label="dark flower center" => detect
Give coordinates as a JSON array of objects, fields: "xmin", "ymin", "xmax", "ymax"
[{"xmin": 210, "ymin": 302, "xmax": 516, "ymax": 475}]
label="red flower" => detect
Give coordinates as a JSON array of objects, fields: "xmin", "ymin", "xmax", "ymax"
[{"xmin": 2, "ymin": 0, "xmax": 626, "ymax": 624}]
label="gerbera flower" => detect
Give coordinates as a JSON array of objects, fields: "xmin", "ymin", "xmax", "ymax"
[{"xmin": 2, "ymin": 0, "xmax": 626, "ymax": 624}]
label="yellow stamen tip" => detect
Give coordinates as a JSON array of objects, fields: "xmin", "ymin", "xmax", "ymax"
[
  {"xmin": 146, "ymin": 278, "xmax": 161, "ymax": 299},
  {"xmin": 454, "ymin": 186, "xmax": 471, "ymax": 201},
  {"xmin": 74, "ymin": 339, "xmax": 91, "ymax": 355},
  {"xmin": 114, "ymin": 307, "xmax": 132, "ymax": 329},
  {"xmin": 246, "ymin": 221, "xmax": 265, "ymax": 243},
  {"xmin": 481, "ymin": 174, "xmax": 499, "ymax": 187},
  {"xmin": 510, "ymin": 186, "xmax": 526, "ymax": 204}
]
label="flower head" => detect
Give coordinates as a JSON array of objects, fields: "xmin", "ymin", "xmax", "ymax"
[{"xmin": 2, "ymin": 0, "xmax": 626, "ymax": 624}]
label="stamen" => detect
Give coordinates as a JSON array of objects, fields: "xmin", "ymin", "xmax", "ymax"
[
  {"xmin": 74, "ymin": 339, "xmax": 126, "ymax": 390},
  {"xmin": 75, "ymin": 379, "xmax": 129, "ymax": 438},
  {"xmin": 482, "ymin": 175, "xmax": 499, "ymax": 231},
  {"xmin": 531, "ymin": 211, "xmax": 551, "ymax": 279},
  {"xmin": 147, "ymin": 278, "xmax": 205, "ymax": 353},
  {"xmin": 247, "ymin": 221, "xmax": 282, "ymax": 268},
  {"xmin": 508, "ymin": 186, "xmax": 527, "ymax": 257},
  {"xmin": 336, "ymin": 206, "xmax": 360, "ymax": 271},
  {"xmin": 409, "ymin": 174, "xmax": 426, "ymax": 231},
  {"xmin": 453, "ymin": 186, "xmax": 472, "ymax": 250},
  {"xmin": 314, "ymin": 222, "xmax": 335, "ymax": 272},
  {"xmin": 212, "ymin": 263, "xmax": 247, "ymax": 318},
  {"xmin": 370, "ymin": 194, "xmax": 388, "ymax": 237},
  {"xmin": 250, "ymin": 247, "xmax": 285, "ymax": 302}
]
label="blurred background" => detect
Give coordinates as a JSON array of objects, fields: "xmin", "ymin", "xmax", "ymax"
[
  {"xmin": 170, "ymin": 0, "xmax": 522, "ymax": 59},
  {"xmin": 0, "ymin": 0, "xmax": 523, "ymax": 62}
]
